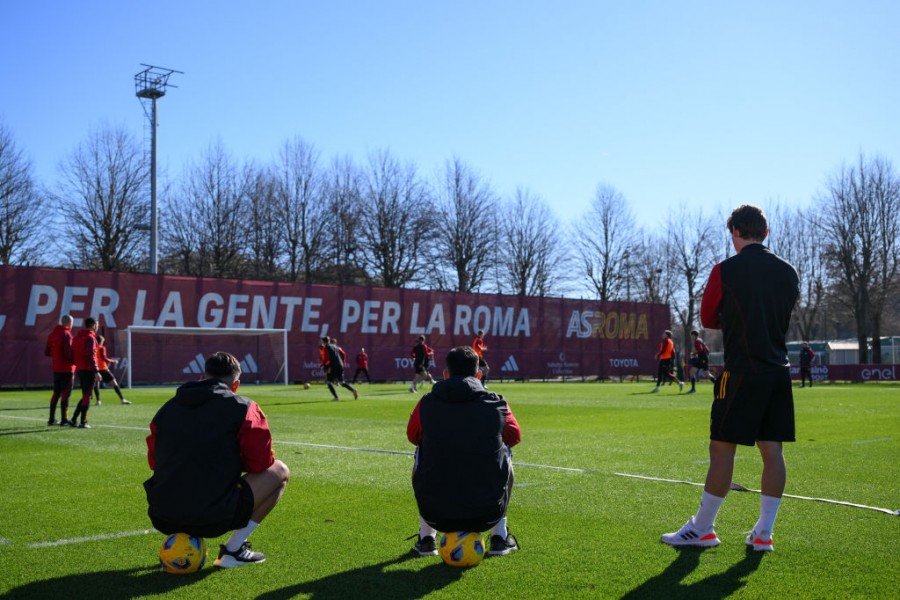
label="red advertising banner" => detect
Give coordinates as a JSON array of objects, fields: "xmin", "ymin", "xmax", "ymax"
[{"xmin": 0, "ymin": 266, "xmax": 670, "ymax": 387}]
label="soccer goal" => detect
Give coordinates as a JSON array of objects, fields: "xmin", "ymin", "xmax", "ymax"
[{"xmin": 125, "ymin": 326, "xmax": 289, "ymax": 388}]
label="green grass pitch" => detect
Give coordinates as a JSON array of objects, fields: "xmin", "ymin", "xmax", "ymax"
[{"xmin": 0, "ymin": 381, "xmax": 897, "ymax": 598}]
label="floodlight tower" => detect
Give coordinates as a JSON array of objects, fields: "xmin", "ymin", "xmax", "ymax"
[{"xmin": 135, "ymin": 64, "xmax": 182, "ymax": 274}]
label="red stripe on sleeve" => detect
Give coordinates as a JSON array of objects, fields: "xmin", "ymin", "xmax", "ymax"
[{"xmin": 701, "ymin": 263, "xmax": 723, "ymax": 329}]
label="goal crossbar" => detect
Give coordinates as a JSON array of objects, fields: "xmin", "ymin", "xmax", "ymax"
[{"xmin": 126, "ymin": 326, "xmax": 289, "ymax": 388}]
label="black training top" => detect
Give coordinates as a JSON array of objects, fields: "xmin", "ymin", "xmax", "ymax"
[{"xmin": 701, "ymin": 243, "xmax": 800, "ymax": 373}]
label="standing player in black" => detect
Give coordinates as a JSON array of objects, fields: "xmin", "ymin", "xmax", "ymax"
[
  {"xmin": 409, "ymin": 335, "xmax": 435, "ymax": 393},
  {"xmin": 798, "ymin": 341, "xmax": 816, "ymax": 388},
  {"xmin": 662, "ymin": 205, "xmax": 799, "ymax": 552}
]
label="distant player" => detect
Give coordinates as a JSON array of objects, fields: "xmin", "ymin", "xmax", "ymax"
[
  {"xmin": 798, "ymin": 341, "xmax": 816, "ymax": 388},
  {"xmin": 472, "ymin": 329, "xmax": 490, "ymax": 388},
  {"xmin": 352, "ymin": 348, "xmax": 371, "ymax": 384},
  {"xmin": 686, "ymin": 329, "xmax": 715, "ymax": 394},
  {"xmin": 651, "ymin": 330, "xmax": 683, "ymax": 393},
  {"xmin": 70, "ymin": 317, "xmax": 101, "ymax": 428},
  {"xmin": 319, "ymin": 337, "xmax": 358, "ymax": 401},
  {"xmin": 409, "ymin": 335, "xmax": 435, "ymax": 393},
  {"xmin": 93, "ymin": 335, "xmax": 131, "ymax": 405},
  {"xmin": 45, "ymin": 314, "xmax": 76, "ymax": 426}
]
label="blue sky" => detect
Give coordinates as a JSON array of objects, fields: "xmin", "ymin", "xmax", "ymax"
[{"xmin": 2, "ymin": 1, "xmax": 897, "ymax": 229}]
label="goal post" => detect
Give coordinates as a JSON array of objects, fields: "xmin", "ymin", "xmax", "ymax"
[{"xmin": 126, "ymin": 326, "xmax": 289, "ymax": 388}]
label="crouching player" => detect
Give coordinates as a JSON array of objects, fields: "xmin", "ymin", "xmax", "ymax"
[
  {"xmin": 407, "ymin": 345, "xmax": 521, "ymax": 556},
  {"xmin": 144, "ymin": 352, "xmax": 290, "ymax": 567}
]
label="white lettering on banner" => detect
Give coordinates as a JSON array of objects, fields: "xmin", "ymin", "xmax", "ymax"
[
  {"xmin": 301, "ymin": 297, "xmax": 322, "ymax": 333},
  {"xmin": 132, "ymin": 290, "xmax": 154, "ymax": 326},
  {"xmin": 454, "ymin": 305, "xmax": 472, "ymax": 335},
  {"xmin": 252, "ymin": 296, "xmax": 278, "ymax": 329},
  {"xmin": 395, "ymin": 357, "xmax": 414, "ymax": 368},
  {"xmin": 341, "ymin": 300, "xmax": 360, "ymax": 333},
  {"xmin": 198, "ymin": 293, "xmax": 225, "ymax": 327},
  {"xmin": 567, "ymin": 310, "xmax": 593, "ymax": 338},
  {"xmin": 225, "ymin": 295, "xmax": 250, "ymax": 328},
  {"xmin": 25, "ymin": 285, "xmax": 120, "ymax": 327},
  {"xmin": 609, "ymin": 358, "xmax": 639, "ymax": 368},
  {"xmin": 409, "ymin": 303, "xmax": 425, "ymax": 334},
  {"xmin": 427, "ymin": 304, "xmax": 446, "ymax": 335},
  {"xmin": 452, "ymin": 304, "xmax": 530, "ymax": 337},
  {"xmin": 25, "ymin": 285, "xmax": 58, "ymax": 326},
  {"xmin": 61, "ymin": 287, "xmax": 89, "ymax": 326},
  {"xmin": 546, "ymin": 355, "xmax": 580, "ymax": 375},
  {"xmin": 280, "ymin": 297, "xmax": 303, "ymax": 330},
  {"xmin": 861, "ymin": 366, "xmax": 896, "ymax": 380},
  {"xmin": 89, "ymin": 288, "xmax": 119, "ymax": 327},
  {"xmin": 382, "ymin": 301, "xmax": 401, "ymax": 334},
  {"xmin": 362, "ymin": 301, "xmax": 381, "ymax": 333},
  {"xmin": 157, "ymin": 292, "xmax": 184, "ymax": 327}
]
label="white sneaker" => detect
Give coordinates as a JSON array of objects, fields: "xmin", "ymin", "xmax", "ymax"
[
  {"xmin": 661, "ymin": 516, "xmax": 721, "ymax": 548},
  {"xmin": 121, "ymin": 398, "xmax": 132, "ymax": 405},
  {"xmin": 650, "ymin": 387, "xmax": 660, "ymax": 393},
  {"xmin": 745, "ymin": 529, "xmax": 774, "ymax": 552},
  {"xmin": 214, "ymin": 541, "xmax": 266, "ymax": 568},
  {"xmin": 678, "ymin": 381, "xmax": 684, "ymax": 392}
]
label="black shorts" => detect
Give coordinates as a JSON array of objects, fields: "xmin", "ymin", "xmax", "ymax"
[
  {"xmin": 711, "ymin": 369, "xmax": 795, "ymax": 446},
  {"xmin": 52, "ymin": 372, "xmax": 74, "ymax": 396},
  {"xmin": 326, "ymin": 366, "xmax": 345, "ymax": 384},
  {"xmin": 149, "ymin": 477, "xmax": 255, "ymax": 538},
  {"xmin": 690, "ymin": 357, "xmax": 709, "ymax": 370},
  {"xmin": 76, "ymin": 370, "xmax": 96, "ymax": 398},
  {"xmin": 478, "ymin": 358, "xmax": 489, "ymax": 369},
  {"xmin": 415, "ymin": 364, "xmax": 428, "ymax": 375},
  {"xmin": 99, "ymin": 370, "xmax": 116, "ymax": 384}
]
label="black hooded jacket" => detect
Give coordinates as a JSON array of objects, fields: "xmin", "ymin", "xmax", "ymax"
[{"xmin": 409, "ymin": 376, "xmax": 520, "ymax": 530}]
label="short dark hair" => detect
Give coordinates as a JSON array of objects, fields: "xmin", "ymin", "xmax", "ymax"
[
  {"xmin": 727, "ymin": 204, "xmax": 768, "ymax": 241},
  {"xmin": 690, "ymin": 329, "xmax": 699, "ymax": 337},
  {"xmin": 664, "ymin": 329, "xmax": 672, "ymax": 337},
  {"xmin": 446, "ymin": 345, "xmax": 479, "ymax": 377},
  {"xmin": 321, "ymin": 336, "xmax": 329, "ymax": 344},
  {"xmin": 205, "ymin": 351, "xmax": 241, "ymax": 382},
  {"xmin": 417, "ymin": 335, "xmax": 425, "ymax": 342},
  {"xmin": 85, "ymin": 317, "xmax": 97, "ymax": 329},
  {"xmin": 97, "ymin": 335, "xmax": 105, "ymax": 345}
]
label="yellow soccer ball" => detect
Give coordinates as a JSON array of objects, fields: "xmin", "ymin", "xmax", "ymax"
[
  {"xmin": 159, "ymin": 533, "xmax": 207, "ymax": 574},
  {"xmin": 439, "ymin": 531, "xmax": 485, "ymax": 567}
]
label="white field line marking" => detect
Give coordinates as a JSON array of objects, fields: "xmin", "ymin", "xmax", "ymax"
[
  {"xmin": 852, "ymin": 437, "xmax": 894, "ymax": 444},
  {"xmin": 0, "ymin": 538, "xmax": 11, "ymax": 545},
  {"xmin": 27, "ymin": 529, "xmax": 157, "ymax": 548},
  {"xmin": 3, "ymin": 414, "xmax": 897, "ymax": 516}
]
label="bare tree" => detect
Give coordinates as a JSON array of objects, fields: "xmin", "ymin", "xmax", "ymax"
[
  {"xmin": 573, "ymin": 184, "xmax": 637, "ymax": 301},
  {"xmin": 630, "ymin": 229, "xmax": 670, "ymax": 304},
  {"xmin": 323, "ymin": 155, "xmax": 364, "ymax": 285},
  {"xmin": 164, "ymin": 142, "xmax": 249, "ymax": 278},
  {"xmin": 357, "ymin": 149, "xmax": 434, "ymax": 288},
  {"xmin": 0, "ymin": 122, "xmax": 45, "ymax": 265},
  {"xmin": 497, "ymin": 187, "xmax": 569, "ymax": 296},
  {"xmin": 820, "ymin": 154, "xmax": 899, "ymax": 362},
  {"xmin": 431, "ymin": 157, "xmax": 499, "ymax": 293},
  {"xmin": 665, "ymin": 206, "xmax": 721, "ymax": 355},
  {"xmin": 53, "ymin": 125, "xmax": 149, "ymax": 271},
  {"xmin": 767, "ymin": 202, "xmax": 827, "ymax": 341},
  {"xmin": 245, "ymin": 164, "xmax": 282, "ymax": 280},
  {"xmin": 274, "ymin": 137, "xmax": 329, "ymax": 282}
]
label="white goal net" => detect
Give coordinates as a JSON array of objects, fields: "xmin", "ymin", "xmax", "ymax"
[{"xmin": 126, "ymin": 326, "xmax": 289, "ymax": 388}]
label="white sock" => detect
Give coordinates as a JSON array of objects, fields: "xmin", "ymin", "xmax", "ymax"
[
  {"xmin": 754, "ymin": 495, "xmax": 782, "ymax": 534},
  {"xmin": 490, "ymin": 517, "xmax": 508, "ymax": 539},
  {"xmin": 693, "ymin": 491, "xmax": 726, "ymax": 531},
  {"xmin": 225, "ymin": 520, "xmax": 259, "ymax": 552},
  {"xmin": 419, "ymin": 515, "xmax": 437, "ymax": 540}
]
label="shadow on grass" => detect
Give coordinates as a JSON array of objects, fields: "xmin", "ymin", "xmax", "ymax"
[
  {"xmin": 256, "ymin": 553, "xmax": 464, "ymax": 600},
  {"xmin": 0, "ymin": 405, "xmax": 47, "ymax": 412},
  {"xmin": 0, "ymin": 426, "xmax": 69, "ymax": 437},
  {"xmin": 1, "ymin": 565, "xmax": 216, "ymax": 599},
  {"xmin": 621, "ymin": 547, "xmax": 765, "ymax": 599}
]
